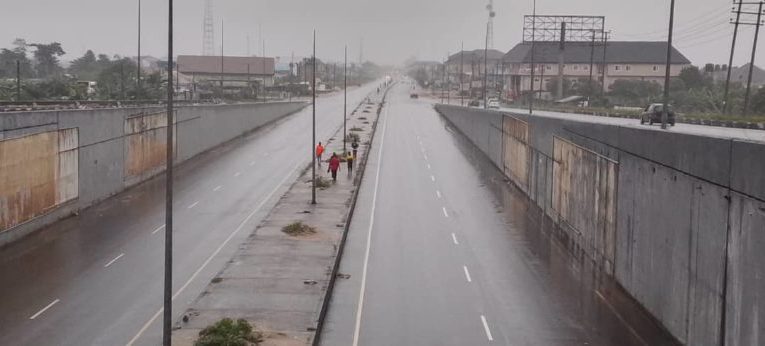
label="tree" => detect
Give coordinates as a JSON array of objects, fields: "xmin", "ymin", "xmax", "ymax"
[
  {"xmin": 0, "ymin": 39, "xmax": 33, "ymax": 79},
  {"xmin": 545, "ymin": 77, "xmax": 573, "ymax": 98},
  {"xmin": 68, "ymin": 50, "xmax": 99, "ymax": 80},
  {"xmin": 609, "ymin": 79, "xmax": 662, "ymax": 106},
  {"xmin": 96, "ymin": 57, "xmax": 137, "ymax": 99},
  {"xmin": 29, "ymin": 42, "xmax": 65, "ymax": 78},
  {"xmin": 749, "ymin": 86, "xmax": 765, "ymax": 114},
  {"xmin": 678, "ymin": 66, "xmax": 710, "ymax": 90}
]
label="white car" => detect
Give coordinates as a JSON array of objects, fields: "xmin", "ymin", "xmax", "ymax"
[{"xmin": 487, "ymin": 100, "xmax": 500, "ymax": 109}]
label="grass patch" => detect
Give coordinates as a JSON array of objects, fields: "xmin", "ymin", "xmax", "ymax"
[
  {"xmin": 195, "ymin": 318, "xmax": 263, "ymax": 346},
  {"xmin": 281, "ymin": 221, "xmax": 317, "ymax": 236},
  {"xmin": 350, "ymin": 126, "xmax": 363, "ymax": 132},
  {"xmin": 315, "ymin": 176, "xmax": 331, "ymax": 189}
]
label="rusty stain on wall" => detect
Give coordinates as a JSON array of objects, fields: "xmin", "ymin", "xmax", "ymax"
[
  {"xmin": 503, "ymin": 116, "xmax": 529, "ymax": 190},
  {"xmin": 0, "ymin": 129, "xmax": 79, "ymax": 231},
  {"xmin": 552, "ymin": 136, "xmax": 618, "ymax": 272},
  {"xmin": 124, "ymin": 111, "xmax": 176, "ymax": 180}
]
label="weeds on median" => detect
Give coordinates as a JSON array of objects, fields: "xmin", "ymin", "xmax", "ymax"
[
  {"xmin": 195, "ymin": 318, "xmax": 263, "ymax": 346},
  {"xmin": 281, "ymin": 221, "xmax": 317, "ymax": 236}
]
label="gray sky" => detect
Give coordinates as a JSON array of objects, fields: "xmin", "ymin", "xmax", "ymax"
[{"xmin": 1, "ymin": 0, "xmax": 761, "ymax": 67}]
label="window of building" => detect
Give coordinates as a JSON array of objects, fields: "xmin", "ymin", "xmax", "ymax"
[
  {"xmin": 573, "ymin": 65, "xmax": 579, "ymax": 70},
  {"xmin": 614, "ymin": 65, "xmax": 621, "ymax": 71},
  {"xmin": 626, "ymin": 65, "xmax": 632, "ymax": 71},
  {"xmin": 584, "ymin": 65, "xmax": 589, "ymax": 70},
  {"xmin": 546, "ymin": 65, "xmax": 552, "ymax": 70},
  {"xmin": 653, "ymin": 66, "xmax": 659, "ymax": 71}
]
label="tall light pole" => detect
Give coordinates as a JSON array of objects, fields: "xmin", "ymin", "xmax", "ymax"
[
  {"xmin": 661, "ymin": 0, "xmax": 675, "ymax": 129},
  {"xmin": 311, "ymin": 30, "xmax": 317, "ymax": 205},
  {"xmin": 162, "ymin": 0, "xmax": 174, "ymax": 344},
  {"xmin": 529, "ymin": 0, "xmax": 537, "ymax": 114},
  {"xmin": 743, "ymin": 1, "xmax": 764, "ymax": 116},
  {"xmin": 344, "ymin": 45, "xmax": 347, "ymax": 153},
  {"xmin": 483, "ymin": 22, "xmax": 489, "ymax": 109},
  {"xmin": 137, "ymin": 0, "xmax": 142, "ymax": 91},
  {"xmin": 724, "ymin": 2, "xmax": 743, "ymax": 114},
  {"xmin": 460, "ymin": 41, "xmax": 464, "ymax": 106}
]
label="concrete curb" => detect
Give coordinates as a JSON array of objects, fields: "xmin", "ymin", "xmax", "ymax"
[{"xmin": 310, "ymin": 84, "xmax": 393, "ymax": 346}]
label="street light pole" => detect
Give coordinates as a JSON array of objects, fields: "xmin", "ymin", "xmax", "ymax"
[
  {"xmin": 344, "ymin": 45, "xmax": 347, "ymax": 153},
  {"xmin": 743, "ymin": 1, "xmax": 763, "ymax": 116},
  {"xmin": 724, "ymin": 1, "xmax": 743, "ymax": 114},
  {"xmin": 460, "ymin": 41, "xmax": 464, "ymax": 106},
  {"xmin": 162, "ymin": 0, "xmax": 174, "ymax": 344},
  {"xmin": 661, "ymin": 0, "xmax": 676, "ymax": 129},
  {"xmin": 16, "ymin": 60, "xmax": 21, "ymax": 101},
  {"xmin": 137, "ymin": 0, "xmax": 142, "ymax": 91},
  {"xmin": 483, "ymin": 23, "xmax": 489, "ymax": 109},
  {"xmin": 311, "ymin": 30, "xmax": 317, "ymax": 205},
  {"xmin": 529, "ymin": 0, "xmax": 537, "ymax": 114}
]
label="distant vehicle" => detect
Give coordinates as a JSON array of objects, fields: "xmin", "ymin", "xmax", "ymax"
[
  {"xmin": 488, "ymin": 99, "xmax": 500, "ymax": 109},
  {"xmin": 640, "ymin": 103, "xmax": 675, "ymax": 126},
  {"xmin": 468, "ymin": 99, "xmax": 480, "ymax": 107},
  {"xmin": 410, "ymin": 93, "xmax": 418, "ymax": 99}
]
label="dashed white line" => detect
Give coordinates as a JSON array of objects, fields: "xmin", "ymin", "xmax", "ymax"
[
  {"xmin": 234, "ymin": 172, "xmax": 241, "ymax": 177},
  {"xmin": 436, "ymin": 190, "xmax": 442, "ymax": 199},
  {"xmin": 29, "ymin": 299, "xmax": 60, "ymax": 320},
  {"xmin": 187, "ymin": 201, "xmax": 199, "ymax": 209},
  {"xmin": 452, "ymin": 233, "xmax": 459, "ymax": 245},
  {"xmin": 427, "ymin": 163, "xmax": 431, "ymax": 170},
  {"xmin": 423, "ymin": 153, "xmax": 428, "ymax": 160},
  {"xmin": 442, "ymin": 207, "xmax": 449, "ymax": 218},
  {"xmin": 126, "ymin": 162, "xmax": 302, "ymax": 346},
  {"xmin": 430, "ymin": 175, "xmax": 436, "ymax": 182},
  {"xmin": 213, "ymin": 185, "xmax": 222, "ymax": 192},
  {"xmin": 151, "ymin": 224, "xmax": 165, "ymax": 235},
  {"xmin": 481, "ymin": 315, "xmax": 494, "ymax": 341},
  {"xmin": 104, "ymin": 253, "xmax": 125, "ymax": 268},
  {"xmin": 463, "ymin": 265, "xmax": 472, "ymax": 282}
]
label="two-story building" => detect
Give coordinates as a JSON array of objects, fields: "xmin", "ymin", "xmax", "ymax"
[
  {"xmin": 445, "ymin": 49, "xmax": 506, "ymax": 95},
  {"xmin": 502, "ymin": 41, "xmax": 691, "ymax": 100}
]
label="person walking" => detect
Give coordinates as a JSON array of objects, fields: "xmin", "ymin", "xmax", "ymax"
[
  {"xmin": 346, "ymin": 151, "xmax": 354, "ymax": 176},
  {"xmin": 316, "ymin": 142, "xmax": 325, "ymax": 168},
  {"xmin": 328, "ymin": 152, "xmax": 341, "ymax": 182},
  {"xmin": 351, "ymin": 139, "xmax": 359, "ymax": 159}
]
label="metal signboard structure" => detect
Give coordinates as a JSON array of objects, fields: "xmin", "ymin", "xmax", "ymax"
[{"xmin": 523, "ymin": 15, "xmax": 605, "ymax": 42}]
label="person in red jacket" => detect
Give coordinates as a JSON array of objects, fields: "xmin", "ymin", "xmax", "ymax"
[
  {"xmin": 316, "ymin": 142, "xmax": 325, "ymax": 168},
  {"xmin": 328, "ymin": 152, "xmax": 341, "ymax": 182}
]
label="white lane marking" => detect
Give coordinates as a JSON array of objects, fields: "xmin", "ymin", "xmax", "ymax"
[
  {"xmin": 481, "ymin": 315, "xmax": 494, "ymax": 341},
  {"xmin": 151, "ymin": 224, "xmax": 165, "ymax": 235},
  {"xmin": 452, "ymin": 233, "xmax": 459, "ymax": 245},
  {"xmin": 436, "ymin": 190, "xmax": 442, "ymax": 199},
  {"xmin": 352, "ymin": 98, "xmax": 390, "ymax": 346},
  {"xmin": 249, "ymin": 161, "xmax": 255, "ymax": 166},
  {"xmin": 442, "ymin": 207, "xmax": 449, "ymax": 218},
  {"xmin": 427, "ymin": 163, "xmax": 431, "ymax": 170},
  {"xmin": 104, "ymin": 253, "xmax": 125, "ymax": 268},
  {"xmin": 234, "ymin": 172, "xmax": 241, "ymax": 177},
  {"xmin": 187, "ymin": 201, "xmax": 199, "ymax": 209},
  {"xmin": 423, "ymin": 153, "xmax": 428, "ymax": 160},
  {"xmin": 126, "ymin": 162, "xmax": 302, "ymax": 346},
  {"xmin": 463, "ymin": 265, "xmax": 472, "ymax": 282},
  {"xmin": 213, "ymin": 185, "xmax": 222, "ymax": 192},
  {"xmin": 29, "ymin": 299, "xmax": 60, "ymax": 320},
  {"xmin": 430, "ymin": 175, "xmax": 435, "ymax": 182}
]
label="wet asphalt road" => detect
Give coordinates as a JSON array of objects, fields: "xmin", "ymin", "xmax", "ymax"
[
  {"xmin": 0, "ymin": 83, "xmax": 382, "ymax": 346},
  {"xmin": 320, "ymin": 82, "xmax": 678, "ymax": 345}
]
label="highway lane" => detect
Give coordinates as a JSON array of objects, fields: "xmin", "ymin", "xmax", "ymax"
[
  {"xmin": 320, "ymin": 82, "xmax": 677, "ymax": 345},
  {"xmin": 0, "ymin": 82, "xmax": 383, "ymax": 346}
]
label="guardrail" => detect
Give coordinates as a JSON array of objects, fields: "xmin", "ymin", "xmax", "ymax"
[{"xmin": 0, "ymin": 97, "xmax": 299, "ymax": 113}]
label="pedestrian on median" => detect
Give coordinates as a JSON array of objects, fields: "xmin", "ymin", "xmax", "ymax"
[
  {"xmin": 351, "ymin": 139, "xmax": 359, "ymax": 159},
  {"xmin": 328, "ymin": 152, "xmax": 341, "ymax": 182},
  {"xmin": 346, "ymin": 151, "xmax": 354, "ymax": 176},
  {"xmin": 316, "ymin": 142, "xmax": 325, "ymax": 168}
]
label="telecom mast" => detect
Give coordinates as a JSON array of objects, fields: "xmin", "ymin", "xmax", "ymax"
[
  {"xmin": 486, "ymin": 0, "xmax": 495, "ymax": 49},
  {"xmin": 203, "ymin": 0, "xmax": 215, "ymax": 56}
]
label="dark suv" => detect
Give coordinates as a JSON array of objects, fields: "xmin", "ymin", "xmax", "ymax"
[{"xmin": 640, "ymin": 103, "xmax": 675, "ymax": 126}]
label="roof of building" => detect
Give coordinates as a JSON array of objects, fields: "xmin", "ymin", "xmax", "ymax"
[
  {"xmin": 503, "ymin": 41, "xmax": 691, "ymax": 65},
  {"xmin": 177, "ymin": 55, "xmax": 275, "ymax": 75},
  {"xmin": 447, "ymin": 49, "xmax": 506, "ymax": 64}
]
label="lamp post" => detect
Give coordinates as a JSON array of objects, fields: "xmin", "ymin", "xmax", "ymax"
[
  {"xmin": 162, "ymin": 0, "xmax": 175, "ymax": 344},
  {"xmin": 661, "ymin": 0, "xmax": 675, "ymax": 129},
  {"xmin": 311, "ymin": 31, "xmax": 317, "ymax": 205}
]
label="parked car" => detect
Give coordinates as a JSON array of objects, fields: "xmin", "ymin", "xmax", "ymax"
[
  {"xmin": 468, "ymin": 99, "xmax": 480, "ymax": 107},
  {"xmin": 640, "ymin": 103, "xmax": 675, "ymax": 126},
  {"xmin": 488, "ymin": 99, "xmax": 500, "ymax": 109},
  {"xmin": 410, "ymin": 93, "xmax": 418, "ymax": 99}
]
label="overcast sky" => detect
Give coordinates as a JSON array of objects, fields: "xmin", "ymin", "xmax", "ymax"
[{"xmin": 1, "ymin": 0, "xmax": 761, "ymax": 67}]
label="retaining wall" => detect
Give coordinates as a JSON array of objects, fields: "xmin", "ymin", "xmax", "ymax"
[
  {"xmin": 0, "ymin": 102, "xmax": 306, "ymax": 245},
  {"xmin": 435, "ymin": 104, "xmax": 764, "ymax": 346}
]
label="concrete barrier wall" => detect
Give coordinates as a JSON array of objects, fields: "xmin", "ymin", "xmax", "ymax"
[
  {"xmin": 0, "ymin": 102, "xmax": 306, "ymax": 245},
  {"xmin": 435, "ymin": 104, "xmax": 764, "ymax": 346}
]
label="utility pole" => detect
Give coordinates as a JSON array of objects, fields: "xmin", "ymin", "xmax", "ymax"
[
  {"xmin": 16, "ymin": 60, "xmax": 21, "ymax": 101},
  {"xmin": 483, "ymin": 22, "xmax": 489, "ymax": 109},
  {"xmin": 601, "ymin": 32, "xmax": 609, "ymax": 96},
  {"xmin": 589, "ymin": 31, "xmax": 596, "ymax": 85},
  {"xmin": 447, "ymin": 51, "xmax": 451, "ymax": 104},
  {"xmin": 137, "ymin": 0, "xmax": 142, "ymax": 90},
  {"xmin": 557, "ymin": 21, "xmax": 566, "ymax": 101},
  {"xmin": 120, "ymin": 62, "xmax": 126, "ymax": 99},
  {"xmin": 262, "ymin": 40, "xmax": 266, "ymax": 102},
  {"xmin": 162, "ymin": 0, "xmax": 175, "ymax": 344},
  {"xmin": 344, "ymin": 45, "xmax": 347, "ymax": 153},
  {"xmin": 743, "ymin": 1, "xmax": 764, "ymax": 116},
  {"xmin": 460, "ymin": 42, "xmax": 464, "ymax": 106},
  {"xmin": 220, "ymin": 21, "xmax": 224, "ymax": 88},
  {"xmin": 529, "ymin": 0, "xmax": 537, "ymax": 114},
  {"xmin": 661, "ymin": 0, "xmax": 676, "ymax": 129},
  {"xmin": 724, "ymin": 2, "xmax": 743, "ymax": 114},
  {"xmin": 311, "ymin": 30, "xmax": 317, "ymax": 205}
]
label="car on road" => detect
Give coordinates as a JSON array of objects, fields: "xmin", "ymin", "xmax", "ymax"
[
  {"xmin": 410, "ymin": 93, "xmax": 418, "ymax": 99},
  {"xmin": 468, "ymin": 99, "xmax": 480, "ymax": 107},
  {"xmin": 640, "ymin": 103, "xmax": 675, "ymax": 126},
  {"xmin": 488, "ymin": 99, "xmax": 500, "ymax": 109}
]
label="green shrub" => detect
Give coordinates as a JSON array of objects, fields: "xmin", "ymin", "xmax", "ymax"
[
  {"xmin": 281, "ymin": 221, "xmax": 317, "ymax": 236},
  {"xmin": 195, "ymin": 318, "xmax": 263, "ymax": 346}
]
